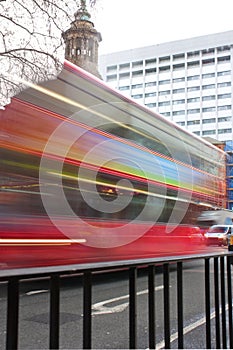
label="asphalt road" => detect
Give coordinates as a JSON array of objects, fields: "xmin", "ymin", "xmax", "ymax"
[{"xmin": 0, "ymin": 246, "xmax": 230, "ymax": 349}]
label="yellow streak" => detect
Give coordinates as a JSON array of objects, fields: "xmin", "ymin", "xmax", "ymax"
[{"xmin": 48, "ymin": 171, "xmax": 212, "ymax": 206}]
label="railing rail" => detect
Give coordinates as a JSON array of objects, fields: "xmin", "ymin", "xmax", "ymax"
[{"xmin": 0, "ymin": 251, "xmax": 233, "ymax": 349}]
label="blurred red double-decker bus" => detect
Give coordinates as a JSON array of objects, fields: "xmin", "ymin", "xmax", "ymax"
[{"xmin": 0, "ymin": 61, "xmax": 226, "ymax": 268}]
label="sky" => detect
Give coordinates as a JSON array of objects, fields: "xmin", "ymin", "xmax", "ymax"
[{"xmin": 92, "ymin": 0, "xmax": 233, "ymax": 55}]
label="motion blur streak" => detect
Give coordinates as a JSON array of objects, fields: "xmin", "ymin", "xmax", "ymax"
[
  {"xmin": 0, "ymin": 239, "xmax": 86, "ymax": 246},
  {"xmin": 0, "ymin": 60, "xmax": 226, "ymax": 268}
]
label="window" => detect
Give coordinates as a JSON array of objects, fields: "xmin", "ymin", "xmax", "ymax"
[
  {"xmin": 146, "ymin": 58, "xmax": 156, "ymax": 65},
  {"xmin": 163, "ymin": 112, "xmax": 171, "ymax": 116},
  {"xmin": 187, "ymin": 61, "xmax": 199, "ymax": 67},
  {"xmin": 218, "ymin": 105, "xmax": 231, "ymax": 111},
  {"xmin": 217, "ymin": 70, "xmax": 231, "ymax": 77},
  {"xmin": 119, "ymin": 72, "xmax": 130, "ymax": 79},
  {"xmin": 132, "ymin": 83, "xmax": 143, "ymax": 89},
  {"xmin": 132, "ymin": 60, "xmax": 143, "ymax": 68},
  {"xmin": 187, "ymin": 108, "xmax": 200, "ymax": 114},
  {"xmin": 202, "ymin": 95, "xmax": 215, "ymax": 101},
  {"xmin": 217, "ymin": 46, "xmax": 230, "ymax": 53},
  {"xmin": 173, "ymin": 77, "xmax": 185, "ymax": 83},
  {"xmin": 202, "ymin": 73, "xmax": 215, "ymax": 79},
  {"xmin": 132, "ymin": 70, "xmax": 143, "ymax": 77},
  {"xmin": 173, "ymin": 63, "xmax": 185, "ymax": 70},
  {"xmin": 145, "ymin": 68, "xmax": 156, "ymax": 75},
  {"xmin": 173, "ymin": 88, "xmax": 185, "ymax": 94},
  {"xmin": 159, "ymin": 66, "xmax": 170, "ymax": 72},
  {"xmin": 187, "ymin": 75, "xmax": 199, "ymax": 81},
  {"xmin": 177, "ymin": 121, "xmax": 185, "ymax": 126},
  {"xmin": 203, "ymin": 130, "xmax": 216, "ymax": 135},
  {"xmin": 173, "ymin": 99, "xmax": 185, "ymax": 105},
  {"xmin": 159, "ymin": 79, "xmax": 170, "ymax": 85},
  {"xmin": 187, "ymin": 86, "xmax": 200, "ymax": 92},
  {"xmin": 158, "ymin": 101, "xmax": 170, "ymax": 106},
  {"xmin": 107, "ymin": 74, "xmax": 117, "ymax": 81},
  {"xmin": 145, "ymin": 81, "xmax": 156, "ymax": 87},
  {"xmin": 218, "ymin": 116, "xmax": 231, "ymax": 122},
  {"xmin": 173, "ymin": 110, "xmax": 185, "ymax": 116},
  {"xmin": 107, "ymin": 65, "xmax": 117, "ymax": 72},
  {"xmin": 159, "ymin": 56, "xmax": 170, "ymax": 63},
  {"xmin": 217, "ymin": 56, "xmax": 231, "ymax": 63},
  {"xmin": 187, "ymin": 51, "xmax": 199, "ymax": 58},
  {"xmin": 202, "ymin": 58, "xmax": 215, "ymax": 65},
  {"xmin": 202, "ymin": 107, "xmax": 216, "ymax": 113},
  {"xmin": 131, "ymin": 94, "xmax": 143, "ymax": 99},
  {"xmin": 145, "ymin": 92, "xmax": 156, "ymax": 98},
  {"xmin": 193, "ymin": 131, "xmax": 200, "ymax": 135},
  {"xmin": 218, "ymin": 82, "xmax": 231, "ymax": 88},
  {"xmin": 159, "ymin": 90, "xmax": 170, "ymax": 96},
  {"xmin": 188, "ymin": 97, "xmax": 200, "ymax": 103},
  {"xmin": 202, "ymin": 48, "xmax": 215, "ymax": 55},
  {"xmin": 173, "ymin": 53, "xmax": 185, "ymax": 60},
  {"xmin": 146, "ymin": 103, "xmax": 156, "ymax": 108},
  {"xmin": 187, "ymin": 120, "xmax": 200, "ymax": 125},
  {"xmin": 119, "ymin": 86, "xmax": 130, "ymax": 91},
  {"xmin": 218, "ymin": 128, "xmax": 232, "ymax": 134},
  {"xmin": 202, "ymin": 84, "xmax": 215, "ymax": 90},
  {"xmin": 218, "ymin": 93, "xmax": 231, "ymax": 99},
  {"xmin": 119, "ymin": 63, "xmax": 130, "ymax": 70},
  {"xmin": 203, "ymin": 118, "xmax": 216, "ymax": 124}
]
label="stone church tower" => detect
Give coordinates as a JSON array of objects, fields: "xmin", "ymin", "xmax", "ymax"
[{"xmin": 62, "ymin": 0, "xmax": 102, "ymax": 79}]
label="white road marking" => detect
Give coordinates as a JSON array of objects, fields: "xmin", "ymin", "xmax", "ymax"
[
  {"xmin": 92, "ymin": 285, "xmax": 163, "ymax": 315},
  {"xmin": 155, "ymin": 305, "xmax": 229, "ymax": 349},
  {"xmin": 26, "ymin": 290, "xmax": 49, "ymax": 296}
]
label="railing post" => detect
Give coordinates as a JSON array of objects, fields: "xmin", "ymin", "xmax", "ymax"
[
  {"xmin": 177, "ymin": 261, "xmax": 183, "ymax": 349},
  {"xmin": 220, "ymin": 256, "xmax": 227, "ymax": 348},
  {"xmin": 163, "ymin": 263, "xmax": 170, "ymax": 349},
  {"xmin": 227, "ymin": 256, "xmax": 233, "ymax": 348},
  {"xmin": 6, "ymin": 277, "xmax": 19, "ymax": 350},
  {"xmin": 214, "ymin": 257, "xmax": 221, "ymax": 348},
  {"xmin": 50, "ymin": 274, "xmax": 60, "ymax": 349},
  {"xmin": 148, "ymin": 265, "xmax": 156, "ymax": 349},
  {"xmin": 205, "ymin": 258, "xmax": 211, "ymax": 349},
  {"xmin": 83, "ymin": 272, "xmax": 92, "ymax": 349},
  {"xmin": 129, "ymin": 267, "xmax": 137, "ymax": 349}
]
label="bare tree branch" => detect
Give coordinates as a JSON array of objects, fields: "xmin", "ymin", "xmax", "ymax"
[
  {"xmin": 0, "ymin": 0, "xmax": 101, "ymax": 108},
  {"xmin": 0, "ymin": 14, "xmax": 34, "ymax": 35}
]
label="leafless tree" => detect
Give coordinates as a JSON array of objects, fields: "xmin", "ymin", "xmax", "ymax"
[{"xmin": 0, "ymin": 0, "xmax": 99, "ymax": 107}]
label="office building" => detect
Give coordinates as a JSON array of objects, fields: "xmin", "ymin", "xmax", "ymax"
[{"xmin": 99, "ymin": 31, "xmax": 233, "ymax": 143}]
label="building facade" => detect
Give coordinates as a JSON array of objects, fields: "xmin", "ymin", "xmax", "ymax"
[{"xmin": 99, "ymin": 31, "xmax": 233, "ymax": 143}]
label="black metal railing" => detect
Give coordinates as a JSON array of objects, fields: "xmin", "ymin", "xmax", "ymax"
[{"xmin": 0, "ymin": 251, "xmax": 233, "ymax": 349}]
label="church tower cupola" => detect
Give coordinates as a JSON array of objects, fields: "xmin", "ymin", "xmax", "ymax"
[{"xmin": 62, "ymin": 0, "xmax": 102, "ymax": 79}]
